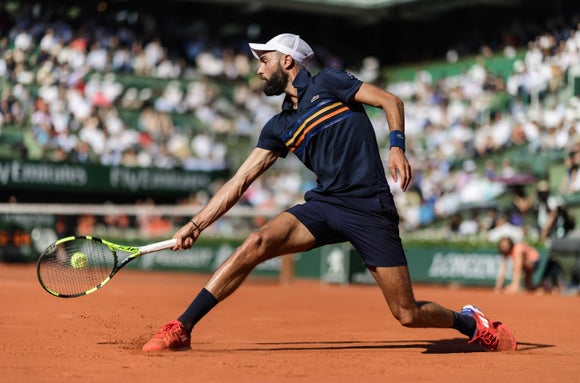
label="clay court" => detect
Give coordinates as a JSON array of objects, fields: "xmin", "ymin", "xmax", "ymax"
[{"xmin": 1, "ymin": 262, "xmax": 578, "ymax": 382}]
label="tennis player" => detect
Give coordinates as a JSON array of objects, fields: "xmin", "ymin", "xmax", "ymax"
[{"xmin": 142, "ymin": 33, "xmax": 517, "ymax": 352}]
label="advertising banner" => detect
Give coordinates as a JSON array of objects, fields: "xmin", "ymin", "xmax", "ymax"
[{"xmin": 0, "ymin": 159, "xmax": 228, "ymax": 196}]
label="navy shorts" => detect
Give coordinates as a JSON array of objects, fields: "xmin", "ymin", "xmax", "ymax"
[{"xmin": 286, "ymin": 191, "xmax": 407, "ymax": 268}]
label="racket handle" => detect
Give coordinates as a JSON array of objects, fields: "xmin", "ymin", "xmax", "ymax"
[{"xmin": 139, "ymin": 238, "xmax": 177, "ymax": 254}]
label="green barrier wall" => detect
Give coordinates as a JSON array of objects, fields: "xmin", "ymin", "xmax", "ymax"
[
  {"xmin": 318, "ymin": 244, "xmax": 550, "ymax": 287},
  {"xmin": 0, "ymin": 222, "xmax": 550, "ymax": 288},
  {"xmin": 127, "ymin": 240, "xmax": 281, "ymax": 278},
  {"xmin": 126, "ymin": 240, "xmax": 323, "ymax": 279}
]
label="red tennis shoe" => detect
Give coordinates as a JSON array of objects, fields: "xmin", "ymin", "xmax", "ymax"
[
  {"xmin": 142, "ymin": 320, "xmax": 191, "ymax": 352},
  {"xmin": 462, "ymin": 305, "xmax": 517, "ymax": 351}
]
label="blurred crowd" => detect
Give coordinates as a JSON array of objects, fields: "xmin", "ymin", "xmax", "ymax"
[
  {"xmin": 389, "ymin": 24, "xmax": 580, "ymax": 236},
  {"xmin": 1, "ymin": 1, "xmax": 580, "ymax": 242}
]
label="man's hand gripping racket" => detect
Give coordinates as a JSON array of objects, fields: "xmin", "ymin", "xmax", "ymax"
[{"xmin": 37, "ymin": 236, "xmax": 176, "ymax": 298}]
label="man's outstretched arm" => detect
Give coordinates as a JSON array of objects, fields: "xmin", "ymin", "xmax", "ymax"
[{"xmin": 173, "ymin": 147, "xmax": 279, "ymax": 249}]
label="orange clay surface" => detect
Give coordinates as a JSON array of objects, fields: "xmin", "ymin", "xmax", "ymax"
[{"xmin": 1, "ymin": 262, "xmax": 579, "ymax": 383}]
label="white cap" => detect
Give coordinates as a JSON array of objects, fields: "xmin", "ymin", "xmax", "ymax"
[{"xmin": 249, "ymin": 33, "xmax": 314, "ymax": 66}]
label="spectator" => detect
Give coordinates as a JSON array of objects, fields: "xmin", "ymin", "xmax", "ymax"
[
  {"xmin": 487, "ymin": 210, "xmax": 524, "ymax": 243},
  {"xmin": 540, "ymin": 200, "xmax": 576, "ymax": 242},
  {"xmin": 564, "ymin": 140, "xmax": 580, "ymax": 193},
  {"xmin": 458, "ymin": 210, "xmax": 481, "ymax": 236}
]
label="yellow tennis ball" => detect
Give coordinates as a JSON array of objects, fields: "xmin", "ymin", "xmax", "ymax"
[{"xmin": 70, "ymin": 252, "xmax": 88, "ymax": 269}]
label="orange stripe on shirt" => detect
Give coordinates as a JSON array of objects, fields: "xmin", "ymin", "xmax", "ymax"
[
  {"xmin": 284, "ymin": 101, "xmax": 343, "ymax": 147},
  {"xmin": 289, "ymin": 106, "xmax": 349, "ymax": 152}
]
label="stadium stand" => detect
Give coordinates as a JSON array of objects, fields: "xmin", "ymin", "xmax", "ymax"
[{"xmin": 0, "ymin": 0, "xmax": 579, "ymax": 242}]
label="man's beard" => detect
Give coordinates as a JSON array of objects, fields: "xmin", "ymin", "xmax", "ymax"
[{"xmin": 262, "ymin": 65, "xmax": 288, "ymax": 96}]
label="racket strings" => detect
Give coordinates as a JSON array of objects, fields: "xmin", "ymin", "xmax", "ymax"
[{"xmin": 37, "ymin": 238, "xmax": 116, "ymax": 297}]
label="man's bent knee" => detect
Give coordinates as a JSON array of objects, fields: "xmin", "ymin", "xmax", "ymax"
[
  {"xmin": 391, "ymin": 306, "xmax": 419, "ymax": 327},
  {"xmin": 232, "ymin": 231, "xmax": 274, "ymax": 267}
]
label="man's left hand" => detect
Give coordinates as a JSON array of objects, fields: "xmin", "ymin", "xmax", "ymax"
[{"xmin": 388, "ymin": 147, "xmax": 412, "ymax": 191}]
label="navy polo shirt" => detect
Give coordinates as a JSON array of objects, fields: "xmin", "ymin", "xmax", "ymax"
[{"xmin": 257, "ymin": 68, "xmax": 391, "ymax": 198}]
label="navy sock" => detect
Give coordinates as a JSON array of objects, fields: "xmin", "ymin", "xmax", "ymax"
[
  {"xmin": 178, "ymin": 288, "xmax": 218, "ymax": 333},
  {"xmin": 452, "ymin": 311, "xmax": 476, "ymax": 338}
]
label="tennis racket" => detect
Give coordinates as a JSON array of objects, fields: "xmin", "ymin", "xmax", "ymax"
[{"xmin": 37, "ymin": 235, "xmax": 176, "ymax": 298}]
